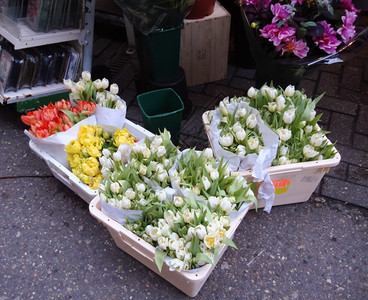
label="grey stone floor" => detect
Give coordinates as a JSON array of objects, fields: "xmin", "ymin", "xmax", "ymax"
[{"xmin": 1, "ymin": 14, "xmax": 368, "ymax": 300}]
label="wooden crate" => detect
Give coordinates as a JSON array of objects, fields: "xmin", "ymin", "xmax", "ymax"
[{"xmin": 180, "ymin": 2, "xmax": 231, "ymax": 87}]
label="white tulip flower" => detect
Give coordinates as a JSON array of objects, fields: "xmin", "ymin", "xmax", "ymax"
[
  {"xmin": 204, "ymin": 233, "xmax": 220, "ymax": 249},
  {"xmin": 93, "ymin": 79, "xmax": 103, "ymax": 90},
  {"xmin": 267, "ymin": 87, "xmax": 278, "ymax": 99},
  {"xmin": 125, "ymin": 188, "xmax": 135, "ymax": 200},
  {"xmin": 75, "ymin": 81, "xmax": 85, "ymax": 93},
  {"xmin": 279, "ymin": 145, "xmax": 289, "ymax": 156},
  {"xmin": 309, "ymin": 110, "xmax": 316, "ymax": 121},
  {"xmin": 173, "ymin": 196, "xmax": 184, "ymax": 207},
  {"xmin": 136, "ymin": 183, "xmax": 146, "ymax": 193},
  {"xmin": 161, "ymin": 225, "xmax": 171, "ymax": 237},
  {"xmin": 210, "ymin": 169, "xmax": 219, "ymax": 181},
  {"xmin": 276, "ymin": 95, "xmax": 286, "ymax": 111},
  {"xmin": 237, "ymin": 107, "xmax": 247, "ymax": 118},
  {"xmin": 195, "ymin": 225, "xmax": 207, "ymax": 240},
  {"xmin": 220, "ymin": 197, "xmax": 233, "ymax": 213},
  {"xmin": 81, "ymin": 71, "xmax": 91, "ymax": 82},
  {"xmin": 168, "ymin": 258, "xmax": 185, "ymax": 271},
  {"xmin": 139, "ymin": 164, "xmax": 147, "ymax": 176},
  {"xmin": 112, "ymin": 151, "xmax": 122, "ymax": 162},
  {"xmin": 202, "ymin": 176, "xmax": 211, "ymax": 191},
  {"xmin": 236, "ymin": 128, "xmax": 246, "ymax": 141},
  {"xmin": 219, "ymin": 133, "xmax": 234, "ymax": 147},
  {"xmin": 219, "ymin": 216, "xmax": 231, "ymax": 228},
  {"xmin": 158, "ymin": 236, "xmax": 169, "ymax": 250},
  {"xmin": 63, "ymin": 79, "xmax": 73, "ymax": 90},
  {"xmin": 268, "ymin": 102, "xmax": 277, "ymax": 112},
  {"xmin": 248, "ymin": 136, "xmax": 259, "ymax": 150},
  {"xmin": 237, "ymin": 144, "xmax": 247, "ymax": 156},
  {"xmin": 310, "ymin": 133, "xmax": 324, "ymax": 147},
  {"xmin": 247, "ymin": 86, "xmax": 258, "ymax": 98},
  {"xmin": 246, "ymin": 114, "xmax": 257, "ymax": 129},
  {"xmin": 156, "ymin": 145, "xmax": 166, "ymax": 157},
  {"xmin": 283, "ymin": 109, "xmax": 296, "ymax": 124},
  {"xmin": 110, "ymin": 182, "xmax": 120, "ymax": 194},
  {"xmin": 203, "ymin": 148, "xmax": 213, "ymax": 159},
  {"xmin": 219, "ymin": 101, "xmax": 230, "ymax": 116},
  {"xmin": 285, "ymin": 85, "xmax": 295, "ymax": 97},
  {"xmin": 278, "ymin": 156, "xmax": 288, "ymax": 165},
  {"xmin": 115, "ymin": 100, "xmax": 125, "ymax": 110},
  {"xmin": 232, "ymin": 121, "xmax": 243, "ymax": 133},
  {"xmin": 121, "ymin": 197, "xmax": 131, "ymax": 209},
  {"xmin": 303, "ymin": 144, "xmax": 319, "ymax": 158},
  {"xmin": 304, "ymin": 125, "xmax": 313, "ymax": 134},
  {"xmin": 276, "ymin": 128, "xmax": 292, "ymax": 141},
  {"xmin": 208, "ymin": 196, "xmax": 220, "ymax": 209},
  {"xmin": 205, "ymin": 162, "xmax": 214, "ymax": 173},
  {"xmin": 155, "ymin": 189, "xmax": 167, "ymax": 201},
  {"xmin": 110, "ymin": 83, "xmax": 119, "ymax": 95},
  {"xmin": 149, "ymin": 227, "xmax": 161, "ymax": 241},
  {"xmin": 102, "ymin": 149, "xmax": 111, "ymax": 158},
  {"xmin": 101, "ymin": 78, "xmax": 109, "ymax": 90}
]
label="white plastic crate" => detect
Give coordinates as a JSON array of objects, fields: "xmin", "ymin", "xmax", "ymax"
[
  {"xmin": 202, "ymin": 111, "xmax": 341, "ymax": 208},
  {"xmin": 89, "ymin": 196, "xmax": 251, "ymax": 297},
  {"xmin": 29, "ymin": 119, "xmax": 155, "ymax": 204}
]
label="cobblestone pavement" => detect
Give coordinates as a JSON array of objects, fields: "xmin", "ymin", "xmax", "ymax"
[{"xmin": 1, "ymin": 11, "xmax": 368, "ymax": 300}]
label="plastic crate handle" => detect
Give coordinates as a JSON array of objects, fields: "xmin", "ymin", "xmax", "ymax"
[
  {"xmin": 46, "ymin": 159, "xmax": 72, "ymax": 186},
  {"xmin": 118, "ymin": 231, "xmax": 155, "ymax": 264}
]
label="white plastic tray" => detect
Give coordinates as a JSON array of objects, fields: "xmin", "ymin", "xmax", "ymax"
[
  {"xmin": 29, "ymin": 119, "xmax": 155, "ymax": 203},
  {"xmin": 202, "ymin": 111, "xmax": 341, "ymax": 208},
  {"xmin": 89, "ymin": 196, "xmax": 251, "ymax": 297}
]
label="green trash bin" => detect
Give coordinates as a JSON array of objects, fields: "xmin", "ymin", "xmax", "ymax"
[{"xmin": 137, "ymin": 88, "xmax": 184, "ymax": 145}]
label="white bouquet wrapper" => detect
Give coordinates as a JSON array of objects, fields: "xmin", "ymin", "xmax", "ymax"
[
  {"xmin": 209, "ymin": 102, "xmax": 279, "ymax": 212},
  {"xmin": 24, "ymin": 115, "xmax": 97, "ymax": 168},
  {"xmin": 100, "ymin": 199, "xmax": 142, "ymax": 225},
  {"xmin": 94, "ymin": 96, "xmax": 127, "ymax": 128}
]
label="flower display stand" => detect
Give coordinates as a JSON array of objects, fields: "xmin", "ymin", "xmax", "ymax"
[{"xmin": 180, "ymin": 1, "xmax": 231, "ymax": 86}]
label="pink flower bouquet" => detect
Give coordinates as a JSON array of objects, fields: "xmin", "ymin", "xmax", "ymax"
[{"xmin": 242, "ymin": 0, "xmax": 361, "ymax": 59}]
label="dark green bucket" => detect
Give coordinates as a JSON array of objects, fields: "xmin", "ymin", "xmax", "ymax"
[
  {"xmin": 143, "ymin": 25, "xmax": 183, "ymax": 83},
  {"xmin": 137, "ymin": 88, "xmax": 184, "ymax": 145}
]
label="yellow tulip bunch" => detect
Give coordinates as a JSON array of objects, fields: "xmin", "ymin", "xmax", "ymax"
[{"xmin": 65, "ymin": 124, "xmax": 137, "ymax": 190}]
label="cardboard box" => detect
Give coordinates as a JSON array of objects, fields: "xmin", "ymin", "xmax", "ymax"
[
  {"xmin": 89, "ymin": 196, "xmax": 251, "ymax": 297},
  {"xmin": 202, "ymin": 111, "xmax": 341, "ymax": 208},
  {"xmin": 29, "ymin": 119, "xmax": 155, "ymax": 204},
  {"xmin": 180, "ymin": 2, "xmax": 231, "ymax": 86}
]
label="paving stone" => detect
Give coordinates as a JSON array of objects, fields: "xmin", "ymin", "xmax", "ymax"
[
  {"xmin": 327, "ymin": 113, "xmax": 354, "ymax": 146},
  {"xmin": 356, "ymin": 104, "xmax": 368, "ymax": 134},
  {"xmin": 235, "ymin": 67, "xmax": 256, "ymax": 79},
  {"xmin": 120, "ymin": 88, "xmax": 137, "ymax": 107},
  {"xmin": 187, "ymin": 91, "xmax": 217, "ymax": 109},
  {"xmin": 315, "ymin": 108, "xmax": 331, "ymax": 126},
  {"xmin": 340, "ymin": 88, "xmax": 367, "ymax": 105},
  {"xmin": 298, "ymin": 79, "xmax": 316, "ymax": 96},
  {"xmin": 326, "ymin": 161, "xmax": 348, "ymax": 180},
  {"xmin": 316, "ymin": 96, "xmax": 358, "ymax": 116},
  {"xmin": 334, "ymin": 144, "xmax": 368, "ymax": 167},
  {"xmin": 319, "ymin": 63, "xmax": 343, "ymax": 74},
  {"xmin": 348, "ymin": 165, "xmax": 368, "ymax": 187},
  {"xmin": 204, "ymin": 83, "xmax": 246, "ymax": 99},
  {"xmin": 364, "ymin": 60, "xmax": 368, "ymax": 81},
  {"xmin": 304, "ymin": 69, "xmax": 319, "ymax": 80},
  {"xmin": 316, "ymin": 72, "xmax": 339, "ymax": 97},
  {"xmin": 321, "ymin": 177, "xmax": 368, "ymax": 208},
  {"xmin": 229, "ymin": 76, "xmax": 256, "ymax": 91},
  {"xmin": 341, "ymin": 65, "xmax": 363, "ymax": 92},
  {"xmin": 353, "ymin": 133, "xmax": 368, "ymax": 151},
  {"xmin": 126, "ymin": 103, "xmax": 143, "ymax": 124}
]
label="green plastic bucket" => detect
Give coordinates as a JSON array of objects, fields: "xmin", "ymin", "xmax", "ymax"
[
  {"xmin": 143, "ymin": 25, "xmax": 183, "ymax": 82},
  {"xmin": 137, "ymin": 88, "xmax": 184, "ymax": 145}
]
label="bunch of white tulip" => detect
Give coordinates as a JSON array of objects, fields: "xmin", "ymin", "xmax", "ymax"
[
  {"xmin": 215, "ymin": 100, "xmax": 265, "ymax": 157},
  {"xmin": 64, "ymin": 71, "xmax": 126, "ymax": 110},
  {"xmin": 125, "ymin": 193, "xmax": 238, "ymax": 272},
  {"xmin": 213, "ymin": 84, "xmax": 337, "ymax": 165},
  {"xmin": 129, "ymin": 129, "xmax": 179, "ymax": 188}
]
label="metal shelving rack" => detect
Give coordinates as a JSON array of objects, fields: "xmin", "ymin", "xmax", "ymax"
[{"xmin": 0, "ymin": 0, "xmax": 95, "ymax": 105}]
